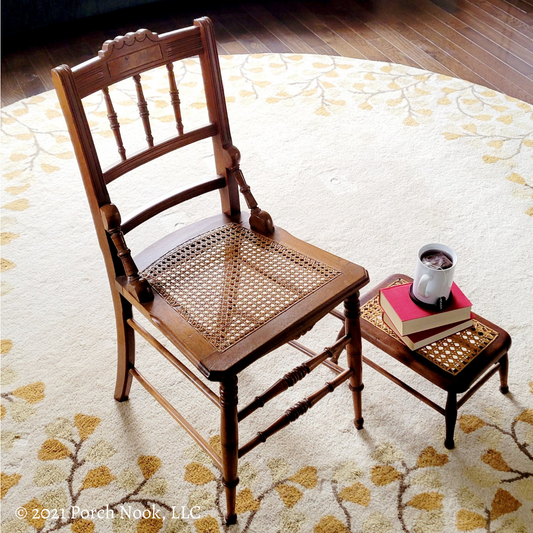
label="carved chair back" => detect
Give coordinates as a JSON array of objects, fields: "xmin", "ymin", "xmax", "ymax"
[{"xmin": 52, "ymin": 18, "xmax": 268, "ymax": 301}]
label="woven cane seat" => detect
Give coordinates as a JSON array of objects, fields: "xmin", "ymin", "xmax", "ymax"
[{"xmin": 142, "ymin": 223, "xmax": 341, "ymax": 352}]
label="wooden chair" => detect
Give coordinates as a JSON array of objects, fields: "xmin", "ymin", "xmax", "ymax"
[{"xmin": 52, "ymin": 17, "xmax": 369, "ymax": 524}]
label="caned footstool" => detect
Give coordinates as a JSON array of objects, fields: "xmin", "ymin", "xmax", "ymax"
[{"xmin": 356, "ymin": 274, "xmax": 511, "ymax": 449}]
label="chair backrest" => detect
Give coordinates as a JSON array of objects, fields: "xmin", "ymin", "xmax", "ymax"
[{"xmin": 52, "ymin": 17, "xmax": 264, "ymax": 302}]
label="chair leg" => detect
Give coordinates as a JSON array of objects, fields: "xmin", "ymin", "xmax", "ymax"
[
  {"xmin": 220, "ymin": 376, "xmax": 239, "ymax": 525},
  {"xmin": 498, "ymin": 353, "xmax": 509, "ymax": 394},
  {"xmin": 444, "ymin": 392, "xmax": 457, "ymax": 450},
  {"xmin": 345, "ymin": 291, "xmax": 364, "ymax": 430},
  {"xmin": 113, "ymin": 294, "xmax": 135, "ymax": 402}
]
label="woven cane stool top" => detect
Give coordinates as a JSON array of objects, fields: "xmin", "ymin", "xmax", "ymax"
[
  {"xmin": 142, "ymin": 223, "xmax": 341, "ymax": 352},
  {"xmin": 361, "ymin": 278, "xmax": 499, "ymax": 375}
]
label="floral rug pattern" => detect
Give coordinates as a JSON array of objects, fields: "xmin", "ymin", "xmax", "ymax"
[{"xmin": 2, "ymin": 54, "xmax": 532, "ymax": 532}]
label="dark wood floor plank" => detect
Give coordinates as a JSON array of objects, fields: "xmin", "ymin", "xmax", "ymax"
[
  {"xmin": 242, "ymin": 3, "xmax": 317, "ymax": 54},
  {"xmin": 224, "ymin": 6, "xmax": 293, "ymax": 53},
  {"xmin": 209, "ymin": 11, "xmax": 271, "ymax": 54},
  {"xmin": 472, "ymin": 0, "xmax": 533, "ymax": 36},
  {"xmin": 283, "ymin": 1, "xmax": 366, "ymax": 58},
  {"xmin": 1, "ymin": 57, "xmax": 25, "ymax": 106},
  {"xmin": 2, "ymin": 0, "xmax": 532, "ymax": 106},
  {"xmin": 451, "ymin": 0, "xmax": 533, "ymax": 66},
  {"xmin": 333, "ymin": 0, "xmax": 456, "ymax": 73},
  {"xmin": 412, "ymin": 0, "xmax": 533, "ymax": 98},
  {"xmin": 267, "ymin": 2, "xmax": 339, "ymax": 55}
]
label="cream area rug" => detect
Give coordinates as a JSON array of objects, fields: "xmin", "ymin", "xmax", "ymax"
[{"xmin": 2, "ymin": 53, "xmax": 533, "ymax": 533}]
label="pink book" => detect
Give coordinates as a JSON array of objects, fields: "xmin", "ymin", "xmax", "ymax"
[{"xmin": 379, "ymin": 282, "xmax": 472, "ymax": 336}]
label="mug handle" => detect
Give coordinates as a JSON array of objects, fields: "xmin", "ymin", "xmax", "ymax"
[{"xmin": 417, "ymin": 274, "xmax": 432, "ymax": 298}]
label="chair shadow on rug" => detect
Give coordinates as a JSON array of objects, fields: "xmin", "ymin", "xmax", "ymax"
[{"xmin": 52, "ymin": 17, "xmax": 369, "ymax": 524}]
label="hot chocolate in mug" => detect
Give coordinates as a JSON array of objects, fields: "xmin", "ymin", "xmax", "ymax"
[{"xmin": 411, "ymin": 243, "xmax": 457, "ymax": 310}]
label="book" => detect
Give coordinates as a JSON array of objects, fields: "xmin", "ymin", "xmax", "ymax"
[
  {"xmin": 382, "ymin": 312, "xmax": 474, "ymax": 350},
  {"xmin": 379, "ymin": 282, "xmax": 472, "ymax": 336}
]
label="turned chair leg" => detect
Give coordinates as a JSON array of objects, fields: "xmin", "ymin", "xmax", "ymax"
[
  {"xmin": 114, "ymin": 294, "xmax": 135, "ymax": 402},
  {"xmin": 444, "ymin": 392, "xmax": 457, "ymax": 450},
  {"xmin": 498, "ymin": 353, "xmax": 509, "ymax": 394},
  {"xmin": 345, "ymin": 292, "xmax": 364, "ymax": 430},
  {"xmin": 220, "ymin": 376, "xmax": 239, "ymax": 525}
]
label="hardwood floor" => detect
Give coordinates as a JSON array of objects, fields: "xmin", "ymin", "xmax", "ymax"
[{"xmin": 2, "ymin": 0, "xmax": 533, "ymax": 106}]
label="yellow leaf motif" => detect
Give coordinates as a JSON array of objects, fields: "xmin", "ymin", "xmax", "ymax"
[
  {"xmin": 138, "ymin": 456, "xmax": 162, "ymax": 479},
  {"xmin": 313, "ymin": 62, "xmax": 330, "ymax": 69},
  {"xmin": 1, "ymin": 339, "xmax": 13, "ymax": 354},
  {"xmin": 137, "ymin": 516, "xmax": 164, "ymax": 533},
  {"xmin": 1, "ymin": 259, "xmax": 15, "ymax": 272},
  {"xmin": 1, "ymin": 405, "xmax": 5, "ymax": 419},
  {"xmin": 209, "ymin": 435, "xmax": 222, "ymax": 455},
  {"xmin": 497, "ymin": 115, "xmax": 513, "ymax": 125},
  {"xmin": 74, "ymin": 414, "xmax": 101, "ymax": 440},
  {"xmin": 3, "ymin": 170, "xmax": 23, "ymax": 180},
  {"xmin": 517, "ymin": 409, "xmax": 533, "ymax": 425},
  {"xmin": 266, "ymin": 97, "xmax": 280, "ymax": 104},
  {"xmin": 381, "ymin": 65, "xmax": 393, "ymax": 73},
  {"xmin": 235, "ymin": 487, "xmax": 260, "ymax": 513},
  {"xmin": 483, "ymin": 155, "xmax": 500, "ymax": 164},
  {"xmin": 388, "ymin": 82, "xmax": 400, "ymax": 90},
  {"xmin": 276, "ymin": 484, "xmax": 303, "ymax": 508},
  {"xmin": 490, "ymin": 488, "xmax": 521, "ymax": 519},
  {"xmin": 303, "ymin": 88, "xmax": 318, "ymax": 96},
  {"xmin": 81, "ymin": 466, "xmax": 115, "ymax": 489},
  {"xmin": 1, "ymin": 233, "xmax": 20, "ymax": 245},
  {"xmin": 6, "ymin": 184, "xmax": 31, "ymax": 195},
  {"xmin": 459, "ymin": 415, "xmax": 486, "ymax": 433},
  {"xmin": 407, "ymin": 492, "xmax": 443, "ymax": 510},
  {"xmin": 475, "ymin": 115, "xmax": 492, "ymax": 121},
  {"xmin": 184, "ymin": 463, "xmax": 215, "ymax": 485},
  {"xmin": 456, "ymin": 509, "xmax": 486, "ymax": 530},
  {"xmin": 443, "ymin": 132, "xmax": 462, "ymax": 140},
  {"xmin": 71, "ymin": 519, "xmax": 95, "ymax": 533},
  {"xmin": 314, "ymin": 516, "xmax": 349, "ymax": 533},
  {"xmin": 337, "ymin": 63, "xmax": 353, "ymax": 69},
  {"xmin": 239, "ymin": 90, "xmax": 255, "ymax": 98},
  {"xmin": 438, "ymin": 97, "xmax": 451, "ymax": 105},
  {"xmin": 482, "ymin": 450, "xmax": 511, "ymax": 472},
  {"xmin": 38, "ymin": 439, "xmax": 71, "ymax": 460},
  {"xmin": 15, "ymin": 133, "xmax": 33, "ymax": 140},
  {"xmin": 481, "ymin": 90, "xmax": 497, "ymax": 98},
  {"xmin": 13, "ymin": 108, "xmax": 29, "ymax": 117},
  {"xmin": 10, "ymin": 153, "xmax": 28, "ymax": 162},
  {"xmin": 1, "ymin": 472, "xmax": 22, "ymax": 499},
  {"xmin": 416, "ymin": 109, "xmax": 433, "ymax": 116},
  {"xmin": 387, "ymin": 98, "xmax": 403, "ymax": 107},
  {"xmin": 364, "ymin": 73, "xmax": 375, "ymax": 81},
  {"xmin": 288, "ymin": 55, "xmax": 303, "ymax": 61},
  {"xmin": 12, "ymin": 382, "xmax": 45, "ymax": 404},
  {"xmin": 194, "ymin": 516, "xmax": 219, "ymax": 533},
  {"xmin": 325, "ymin": 71, "xmax": 339, "ymax": 78},
  {"xmin": 462, "ymin": 123, "xmax": 477, "ymax": 134},
  {"xmin": 371, "ymin": 465, "xmax": 401, "ymax": 486},
  {"xmin": 524, "ymin": 139, "xmax": 533, "ymax": 147},
  {"xmin": 23, "ymin": 499, "xmax": 46, "ymax": 529},
  {"xmin": 291, "ymin": 466, "xmax": 318, "ymax": 489},
  {"xmin": 417, "ymin": 447, "xmax": 449, "ymax": 468},
  {"xmin": 338, "ymin": 482, "xmax": 371, "ymax": 506},
  {"xmin": 41, "ymin": 163, "xmax": 61, "ymax": 173},
  {"xmin": 46, "ymin": 109, "xmax": 62, "ymax": 119},
  {"xmin": 403, "ymin": 117, "xmax": 419, "ymax": 127},
  {"xmin": 506, "ymin": 173, "xmax": 526, "ymax": 185},
  {"xmin": 462, "ymin": 99, "xmax": 479, "ymax": 106},
  {"xmin": 488, "ymin": 140, "xmax": 504, "ymax": 149},
  {"xmin": 254, "ymin": 81, "xmax": 271, "ymax": 88},
  {"xmin": 352, "ymin": 83, "xmax": 365, "ymax": 91},
  {"xmin": 315, "ymin": 107, "xmax": 331, "ymax": 117}
]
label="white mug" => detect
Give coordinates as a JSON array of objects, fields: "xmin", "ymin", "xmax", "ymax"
[{"xmin": 412, "ymin": 243, "xmax": 457, "ymax": 309}]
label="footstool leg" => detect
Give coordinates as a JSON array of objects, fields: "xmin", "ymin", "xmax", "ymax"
[
  {"xmin": 498, "ymin": 353, "xmax": 509, "ymax": 394},
  {"xmin": 345, "ymin": 291, "xmax": 364, "ymax": 430},
  {"xmin": 444, "ymin": 392, "xmax": 457, "ymax": 450}
]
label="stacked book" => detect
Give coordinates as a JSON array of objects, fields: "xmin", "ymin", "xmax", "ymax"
[{"xmin": 379, "ymin": 282, "xmax": 473, "ymax": 350}]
